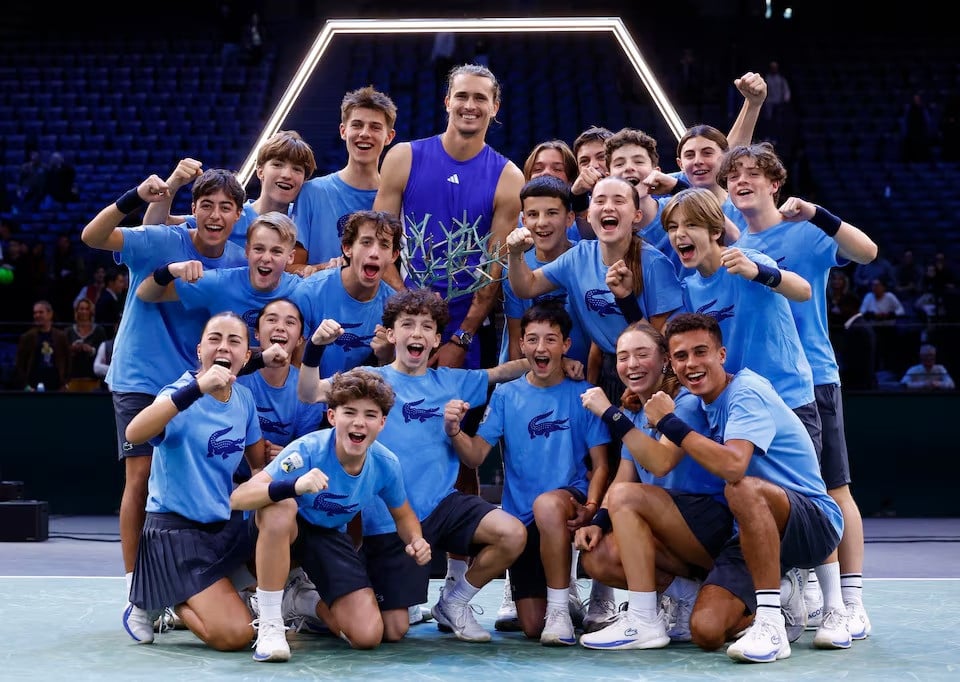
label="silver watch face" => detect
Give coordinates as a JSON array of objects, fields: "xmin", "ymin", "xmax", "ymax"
[{"xmin": 456, "ymin": 332, "xmax": 473, "ymax": 347}]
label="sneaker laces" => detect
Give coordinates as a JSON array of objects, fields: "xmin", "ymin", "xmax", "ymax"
[
  {"xmin": 250, "ymin": 618, "xmax": 288, "ymax": 647},
  {"xmin": 448, "ymin": 600, "xmax": 485, "ymax": 630},
  {"xmin": 820, "ymin": 607, "xmax": 847, "ymax": 631},
  {"xmin": 544, "ymin": 606, "xmax": 568, "ymax": 628},
  {"xmin": 582, "ymin": 596, "xmax": 617, "ymax": 616},
  {"xmin": 154, "ymin": 607, "xmax": 177, "ymax": 634}
]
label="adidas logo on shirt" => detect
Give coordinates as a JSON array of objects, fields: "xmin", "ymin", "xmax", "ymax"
[{"xmin": 447, "ymin": 174, "xmax": 460, "ymax": 184}]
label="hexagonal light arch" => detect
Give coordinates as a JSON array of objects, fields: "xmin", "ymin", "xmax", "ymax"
[{"xmin": 238, "ymin": 16, "xmax": 686, "ymax": 186}]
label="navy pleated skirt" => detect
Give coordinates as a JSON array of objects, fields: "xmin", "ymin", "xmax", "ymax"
[{"xmin": 130, "ymin": 511, "xmax": 256, "ymax": 612}]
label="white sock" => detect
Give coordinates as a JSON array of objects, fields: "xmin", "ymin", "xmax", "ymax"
[
  {"xmin": 814, "ymin": 562, "xmax": 845, "ymax": 613},
  {"xmin": 445, "ymin": 558, "xmax": 468, "ymax": 583},
  {"xmin": 840, "ymin": 573, "xmax": 863, "ymax": 607},
  {"xmin": 256, "ymin": 588, "xmax": 284, "ymax": 622},
  {"xmin": 446, "ymin": 575, "xmax": 481, "ymax": 606},
  {"xmin": 755, "ymin": 589, "xmax": 783, "ymax": 623},
  {"xmin": 546, "ymin": 587, "xmax": 567, "ymax": 611},
  {"xmin": 125, "ymin": 571, "xmax": 133, "ymax": 600},
  {"xmin": 626, "ymin": 590, "xmax": 658, "ymax": 621},
  {"xmin": 570, "ymin": 547, "xmax": 580, "ymax": 583}
]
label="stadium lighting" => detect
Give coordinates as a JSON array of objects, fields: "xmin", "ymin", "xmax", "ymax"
[{"xmin": 238, "ymin": 17, "xmax": 686, "ymax": 186}]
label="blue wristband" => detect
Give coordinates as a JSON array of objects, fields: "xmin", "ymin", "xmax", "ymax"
[
  {"xmin": 656, "ymin": 413, "xmax": 694, "ymax": 447},
  {"xmin": 602, "ymin": 406, "xmax": 634, "ymax": 441},
  {"xmin": 152, "ymin": 264, "xmax": 175, "ymax": 286},
  {"xmin": 811, "ymin": 206, "xmax": 841, "ymax": 237},
  {"xmin": 301, "ymin": 339, "xmax": 325, "ymax": 368},
  {"xmin": 589, "ymin": 508, "xmax": 612, "ymax": 533},
  {"xmin": 669, "ymin": 177, "xmax": 691, "ymax": 195},
  {"xmin": 752, "ymin": 263, "xmax": 783, "ymax": 288},
  {"xmin": 115, "ymin": 188, "xmax": 145, "ymax": 215},
  {"xmin": 170, "ymin": 380, "xmax": 202, "ymax": 412},
  {"xmin": 267, "ymin": 478, "xmax": 299, "ymax": 502},
  {"xmin": 615, "ymin": 295, "xmax": 643, "ymax": 323}
]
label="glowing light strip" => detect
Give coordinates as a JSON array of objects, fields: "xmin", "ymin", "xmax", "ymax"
[{"xmin": 238, "ymin": 17, "xmax": 685, "ymax": 186}]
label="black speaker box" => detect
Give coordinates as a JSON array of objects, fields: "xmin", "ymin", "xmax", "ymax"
[
  {"xmin": 0, "ymin": 500, "xmax": 49, "ymax": 541},
  {"xmin": 0, "ymin": 481, "xmax": 25, "ymax": 502}
]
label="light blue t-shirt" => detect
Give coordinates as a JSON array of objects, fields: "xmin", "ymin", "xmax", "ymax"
[
  {"xmin": 703, "ymin": 368, "xmax": 842, "ymax": 537},
  {"xmin": 266, "ymin": 428, "xmax": 406, "ymax": 530},
  {"xmin": 292, "ymin": 172, "xmax": 377, "ymax": 264},
  {"xmin": 359, "ymin": 365, "xmax": 489, "ymax": 535},
  {"xmin": 146, "ymin": 371, "xmax": 261, "ymax": 522},
  {"xmin": 296, "ymin": 267, "xmax": 397, "ymax": 377},
  {"xmin": 477, "ymin": 375, "xmax": 609, "ymax": 525},
  {"xmin": 539, "ymin": 240, "xmax": 684, "ymax": 354},
  {"xmin": 735, "ymin": 221, "xmax": 848, "ymax": 386},
  {"xmin": 175, "ymin": 267, "xmax": 309, "ymax": 348},
  {"xmin": 681, "ymin": 248, "xmax": 814, "ymax": 409},
  {"xmin": 236, "ymin": 365, "xmax": 325, "ymax": 446},
  {"xmin": 621, "ymin": 389, "xmax": 724, "ymax": 499},
  {"xmin": 109, "ymin": 225, "xmax": 246, "ymax": 393}
]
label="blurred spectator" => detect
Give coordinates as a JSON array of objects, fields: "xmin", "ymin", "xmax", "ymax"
[
  {"xmin": 0, "ymin": 237, "xmax": 33, "ymax": 325},
  {"xmin": 64, "ymin": 297, "xmax": 109, "ymax": 392},
  {"xmin": 827, "ymin": 269, "xmax": 860, "ymax": 327},
  {"xmin": 51, "ymin": 234, "xmax": 86, "ymax": 320},
  {"xmin": 15, "ymin": 150, "xmax": 46, "ymax": 214},
  {"xmin": 852, "ymin": 253, "xmax": 895, "ymax": 295},
  {"xmin": 763, "ymin": 60, "xmax": 791, "ymax": 118},
  {"xmin": 900, "ymin": 91, "xmax": 937, "ymax": 162},
  {"xmin": 41, "ymin": 152, "xmax": 80, "ymax": 209},
  {"xmin": 893, "ymin": 249, "xmax": 924, "ymax": 304},
  {"xmin": 94, "ymin": 266, "xmax": 128, "ymax": 333},
  {"xmin": 93, "ymin": 336, "xmax": 114, "ymax": 390},
  {"xmin": 73, "ymin": 264, "xmax": 106, "ymax": 310},
  {"xmin": 860, "ymin": 278, "xmax": 905, "ymax": 374},
  {"xmin": 901, "ymin": 344, "xmax": 955, "ymax": 390},
  {"xmin": 14, "ymin": 299, "xmax": 69, "ymax": 391}
]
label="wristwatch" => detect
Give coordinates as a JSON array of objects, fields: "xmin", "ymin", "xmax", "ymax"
[{"xmin": 450, "ymin": 329, "xmax": 474, "ymax": 349}]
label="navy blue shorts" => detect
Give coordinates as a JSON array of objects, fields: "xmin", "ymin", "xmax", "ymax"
[
  {"xmin": 792, "ymin": 399, "xmax": 823, "ymax": 460},
  {"xmin": 130, "ymin": 510, "xmax": 257, "ymax": 612},
  {"xmin": 509, "ymin": 486, "xmax": 584, "ymax": 601},
  {"xmin": 362, "ymin": 532, "xmax": 430, "ymax": 610},
  {"xmin": 112, "ymin": 391, "xmax": 155, "ymax": 459},
  {"xmin": 815, "ymin": 383, "xmax": 851, "ymax": 488},
  {"xmin": 422, "ymin": 491, "xmax": 498, "ymax": 556},
  {"xmin": 670, "ymin": 491, "xmax": 735, "ymax": 560},
  {"xmin": 703, "ymin": 536, "xmax": 756, "ymax": 614},
  {"xmin": 292, "ymin": 515, "xmax": 371, "ymax": 606}
]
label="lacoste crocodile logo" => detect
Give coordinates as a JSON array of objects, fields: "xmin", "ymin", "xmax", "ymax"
[
  {"xmin": 696, "ymin": 299, "xmax": 735, "ymax": 323},
  {"xmin": 527, "ymin": 410, "xmax": 571, "ymax": 439},
  {"xmin": 207, "ymin": 426, "xmax": 244, "ymax": 459},
  {"xmin": 256, "ymin": 406, "xmax": 291, "ymax": 436},
  {"xmin": 335, "ymin": 322, "xmax": 374, "ymax": 351},
  {"xmin": 402, "ymin": 398, "xmax": 442, "ymax": 423},
  {"xmin": 311, "ymin": 492, "xmax": 360, "ymax": 516},
  {"xmin": 585, "ymin": 289, "xmax": 622, "ymax": 317}
]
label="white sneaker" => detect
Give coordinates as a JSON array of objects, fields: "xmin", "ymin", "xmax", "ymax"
[
  {"xmin": 152, "ymin": 606, "xmax": 184, "ymax": 632},
  {"xmin": 579, "ymin": 610, "xmax": 669, "ymax": 650},
  {"xmin": 122, "ymin": 602, "xmax": 155, "ymax": 644},
  {"xmin": 494, "ymin": 580, "xmax": 521, "ymax": 632},
  {"xmin": 431, "ymin": 596, "xmax": 491, "ymax": 643},
  {"xmin": 813, "ymin": 607, "xmax": 852, "ymax": 649},
  {"xmin": 845, "ymin": 601, "xmax": 872, "ymax": 640},
  {"xmin": 252, "ymin": 618, "xmax": 291, "ymax": 662},
  {"xmin": 568, "ymin": 581, "xmax": 585, "ymax": 629},
  {"xmin": 726, "ymin": 615, "xmax": 791, "ymax": 663},
  {"xmin": 540, "ymin": 606, "xmax": 576, "ymax": 646},
  {"xmin": 582, "ymin": 595, "xmax": 618, "ymax": 633},
  {"xmin": 408, "ymin": 604, "xmax": 434, "ymax": 626},
  {"xmin": 804, "ymin": 570, "xmax": 824, "ymax": 630},
  {"xmin": 780, "ymin": 568, "xmax": 807, "ymax": 643}
]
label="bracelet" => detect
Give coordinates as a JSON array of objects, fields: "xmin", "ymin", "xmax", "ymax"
[
  {"xmin": 614, "ymin": 294, "xmax": 643, "ymax": 323},
  {"xmin": 170, "ymin": 380, "xmax": 203, "ymax": 412},
  {"xmin": 584, "ymin": 500, "xmax": 598, "ymax": 509},
  {"xmin": 589, "ymin": 508, "xmax": 612, "ymax": 533},
  {"xmin": 267, "ymin": 477, "xmax": 299, "ymax": 502},
  {"xmin": 152, "ymin": 264, "xmax": 175, "ymax": 286},
  {"xmin": 301, "ymin": 339, "xmax": 325, "ymax": 368},
  {"xmin": 656, "ymin": 413, "xmax": 694, "ymax": 447},
  {"xmin": 752, "ymin": 263, "xmax": 783, "ymax": 289},
  {"xmin": 601, "ymin": 405, "xmax": 634, "ymax": 441},
  {"xmin": 811, "ymin": 206, "xmax": 841, "ymax": 237},
  {"xmin": 115, "ymin": 188, "xmax": 146, "ymax": 215}
]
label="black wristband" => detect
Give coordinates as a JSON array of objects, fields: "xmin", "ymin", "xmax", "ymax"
[
  {"xmin": 170, "ymin": 380, "xmax": 203, "ymax": 412},
  {"xmin": 267, "ymin": 477, "xmax": 299, "ymax": 502},
  {"xmin": 238, "ymin": 350, "xmax": 264, "ymax": 376},
  {"xmin": 669, "ymin": 177, "xmax": 691, "ymax": 195},
  {"xmin": 301, "ymin": 339, "xmax": 325, "ymax": 368},
  {"xmin": 152, "ymin": 264, "xmax": 175, "ymax": 286},
  {"xmin": 571, "ymin": 191, "xmax": 590, "ymax": 213},
  {"xmin": 811, "ymin": 206, "xmax": 841, "ymax": 237},
  {"xmin": 601, "ymin": 406, "xmax": 634, "ymax": 441},
  {"xmin": 656, "ymin": 413, "xmax": 694, "ymax": 447},
  {"xmin": 615, "ymin": 294, "xmax": 643, "ymax": 323},
  {"xmin": 589, "ymin": 508, "xmax": 612, "ymax": 533},
  {"xmin": 115, "ymin": 188, "xmax": 146, "ymax": 215},
  {"xmin": 752, "ymin": 263, "xmax": 783, "ymax": 288}
]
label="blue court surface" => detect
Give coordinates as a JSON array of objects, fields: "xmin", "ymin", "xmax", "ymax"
[{"xmin": 1, "ymin": 516, "xmax": 958, "ymax": 681}]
